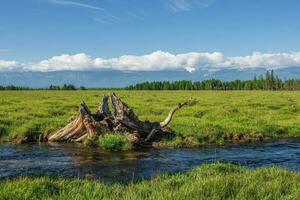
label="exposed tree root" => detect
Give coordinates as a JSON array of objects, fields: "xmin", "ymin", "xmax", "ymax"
[{"xmin": 43, "ymin": 92, "xmax": 194, "ymax": 146}]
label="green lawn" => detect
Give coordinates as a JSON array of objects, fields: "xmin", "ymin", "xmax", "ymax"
[
  {"xmin": 1, "ymin": 90, "xmax": 300, "ymax": 145},
  {"xmin": 1, "ymin": 163, "xmax": 299, "ymax": 200}
]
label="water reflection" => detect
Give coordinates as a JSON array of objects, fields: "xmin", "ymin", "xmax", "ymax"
[{"xmin": 1, "ymin": 139, "xmax": 300, "ymax": 183}]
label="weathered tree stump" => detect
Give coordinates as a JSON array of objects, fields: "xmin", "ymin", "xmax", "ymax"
[{"xmin": 43, "ymin": 92, "xmax": 194, "ymax": 146}]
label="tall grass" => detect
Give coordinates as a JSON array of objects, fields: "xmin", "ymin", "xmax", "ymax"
[
  {"xmin": 1, "ymin": 90, "xmax": 300, "ymax": 146},
  {"xmin": 1, "ymin": 163, "xmax": 299, "ymax": 200},
  {"xmin": 83, "ymin": 133, "xmax": 132, "ymax": 150},
  {"xmin": 97, "ymin": 133, "xmax": 132, "ymax": 151}
]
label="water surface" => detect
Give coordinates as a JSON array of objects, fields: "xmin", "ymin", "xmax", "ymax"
[{"xmin": 1, "ymin": 139, "xmax": 300, "ymax": 183}]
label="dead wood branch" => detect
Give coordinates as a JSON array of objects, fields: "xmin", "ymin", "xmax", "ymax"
[{"xmin": 44, "ymin": 93, "xmax": 194, "ymax": 145}]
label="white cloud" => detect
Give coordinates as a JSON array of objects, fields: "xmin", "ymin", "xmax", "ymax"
[
  {"xmin": 25, "ymin": 53, "xmax": 94, "ymax": 72},
  {"xmin": 224, "ymin": 52, "xmax": 300, "ymax": 70},
  {"xmin": 2, "ymin": 51, "xmax": 300, "ymax": 73},
  {"xmin": 168, "ymin": 0, "xmax": 191, "ymax": 12},
  {"xmin": 48, "ymin": 0, "xmax": 104, "ymax": 11},
  {"xmin": 167, "ymin": 0, "xmax": 216, "ymax": 12},
  {"xmin": 93, "ymin": 14, "xmax": 120, "ymax": 24},
  {"xmin": 0, "ymin": 60, "xmax": 19, "ymax": 71}
]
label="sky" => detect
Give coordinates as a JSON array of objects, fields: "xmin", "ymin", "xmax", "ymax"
[{"xmin": 1, "ymin": 0, "xmax": 300, "ymax": 73}]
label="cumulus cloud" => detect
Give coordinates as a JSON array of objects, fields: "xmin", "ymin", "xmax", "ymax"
[
  {"xmin": 226, "ymin": 52, "xmax": 300, "ymax": 70},
  {"xmin": 0, "ymin": 60, "xmax": 19, "ymax": 71},
  {"xmin": 25, "ymin": 53, "xmax": 94, "ymax": 72},
  {"xmin": 2, "ymin": 51, "xmax": 300, "ymax": 73}
]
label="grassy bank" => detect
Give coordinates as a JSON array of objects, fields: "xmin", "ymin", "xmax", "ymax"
[
  {"xmin": 1, "ymin": 90, "xmax": 300, "ymax": 146},
  {"xmin": 1, "ymin": 163, "xmax": 299, "ymax": 200}
]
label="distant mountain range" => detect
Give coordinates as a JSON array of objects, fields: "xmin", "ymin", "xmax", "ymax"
[{"xmin": 1, "ymin": 67, "xmax": 300, "ymax": 88}]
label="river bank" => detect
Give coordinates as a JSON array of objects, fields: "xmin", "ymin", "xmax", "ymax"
[
  {"xmin": 1, "ymin": 162, "xmax": 299, "ymax": 200},
  {"xmin": 1, "ymin": 91, "xmax": 300, "ymax": 147}
]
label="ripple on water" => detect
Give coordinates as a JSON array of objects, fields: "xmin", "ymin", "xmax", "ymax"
[{"xmin": 1, "ymin": 139, "xmax": 300, "ymax": 183}]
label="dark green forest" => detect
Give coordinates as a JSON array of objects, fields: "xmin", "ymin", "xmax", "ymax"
[
  {"xmin": 0, "ymin": 84, "xmax": 83, "ymax": 91},
  {"xmin": 126, "ymin": 70, "xmax": 300, "ymax": 90}
]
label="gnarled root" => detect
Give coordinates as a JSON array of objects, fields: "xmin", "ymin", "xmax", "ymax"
[{"xmin": 44, "ymin": 93, "xmax": 194, "ymax": 146}]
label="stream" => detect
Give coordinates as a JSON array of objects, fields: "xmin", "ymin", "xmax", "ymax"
[{"xmin": 1, "ymin": 139, "xmax": 300, "ymax": 183}]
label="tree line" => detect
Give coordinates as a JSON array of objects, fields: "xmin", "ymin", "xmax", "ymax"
[
  {"xmin": 1, "ymin": 70, "xmax": 300, "ymax": 90},
  {"xmin": 126, "ymin": 70, "xmax": 300, "ymax": 90},
  {"xmin": 49, "ymin": 84, "xmax": 86, "ymax": 90},
  {"xmin": 0, "ymin": 84, "xmax": 85, "ymax": 90},
  {"xmin": 0, "ymin": 85, "xmax": 32, "ymax": 90}
]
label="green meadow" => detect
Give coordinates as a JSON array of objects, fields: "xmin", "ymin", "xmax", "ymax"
[
  {"xmin": 1, "ymin": 163, "xmax": 300, "ymax": 200},
  {"xmin": 1, "ymin": 90, "xmax": 300, "ymax": 145},
  {"xmin": 1, "ymin": 90, "xmax": 300, "ymax": 200}
]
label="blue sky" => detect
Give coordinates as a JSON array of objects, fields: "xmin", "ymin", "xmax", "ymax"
[{"xmin": 1, "ymin": 0, "xmax": 300, "ymax": 72}]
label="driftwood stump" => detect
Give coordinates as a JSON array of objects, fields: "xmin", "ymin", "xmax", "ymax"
[{"xmin": 43, "ymin": 92, "xmax": 193, "ymax": 146}]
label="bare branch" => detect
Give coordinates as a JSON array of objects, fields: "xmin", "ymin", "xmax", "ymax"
[{"xmin": 160, "ymin": 98, "xmax": 196, "ymax": 128}]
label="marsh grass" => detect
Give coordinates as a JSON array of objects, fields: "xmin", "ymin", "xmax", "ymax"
[
  {"xmin": 99, "ymin": 133, "xmax": 131, "ymax": 150},
  {"xmin": 1, "ymin": 163, "xmax": 300, "ymax": 200},
  {"xmin": 84, "ymin": 133, "xmax": 132, "ymax": 150},
  {"xmin": 1, "ymin": 90, "xmax": 300, "ymax": 146}
]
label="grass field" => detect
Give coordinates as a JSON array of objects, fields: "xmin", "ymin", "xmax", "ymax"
[
  {"xmin": 1, "ymin": 163, "xmax": 300, "ymax": 200},
  {"xmin": 1, "ymin": 90, "xmax": 300, "ymax": 146},
  {"xmin": 1, "ymin": 91, "xmax": 300, "ymax": 200}
]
